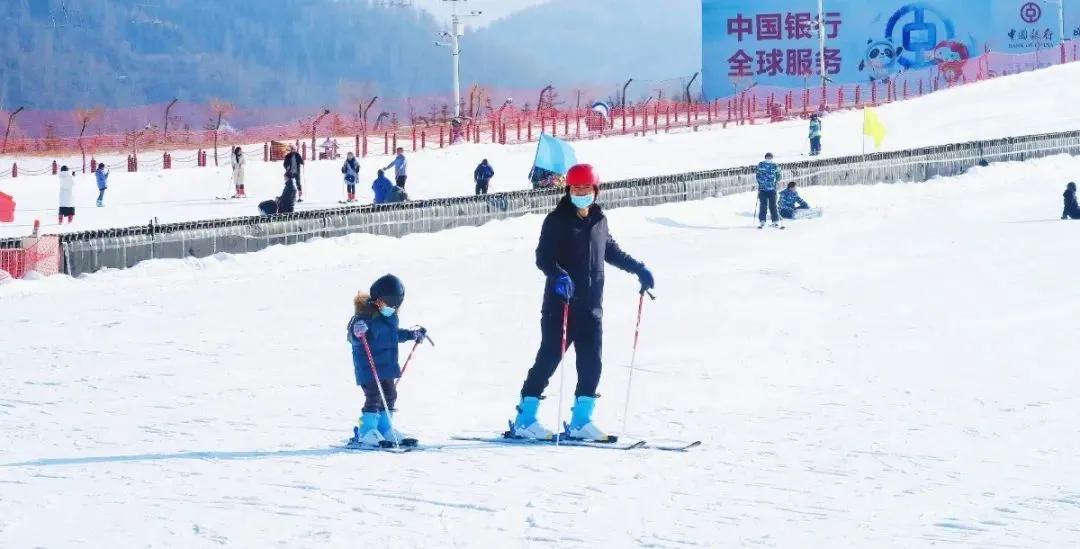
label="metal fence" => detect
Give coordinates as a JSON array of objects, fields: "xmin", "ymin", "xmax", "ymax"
[{"xmin": 58, "ymin": 129, "xmax": 1080, "ymax": 277}]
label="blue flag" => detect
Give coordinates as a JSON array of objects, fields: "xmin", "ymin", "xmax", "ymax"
[{"xmin": 532, "ymin": 134, "xmax": 578, "ymax": 175}]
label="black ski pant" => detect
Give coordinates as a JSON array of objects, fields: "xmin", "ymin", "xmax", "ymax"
[
  {"xmin": 780, "ymin": 204, "xmax": 810, "ymax": 219},
  {"xmin": 521, "ymin": 304, "xmax": 603, "ymax": 399},
  {"xmin": 396, "ymin": 175, "xmax": 407, "ymax": 189},
  {"xmin": 361, "ymin": 379, "xmax": 398, "ymax": 413},
  {"xmin": 475, "ymin": 180, "xmax": 490, "ymax": 195},
  {"xmin": 758, "ymin": 190, "xmax": 779, "ymax": 222},
  {"xmin": 810, "ymin": 136, "xmax": 821, "ymax": 155},
  {"xmin": 346, "ymin": 184, "xmax": 356, "ymax": 196}
]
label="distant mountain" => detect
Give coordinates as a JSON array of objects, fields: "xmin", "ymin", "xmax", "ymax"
[
  {"xmin": 0, "ymin": 0, "xmax": 535, "ymax": 110},
  {"xmin": 0, "ymin": 0, "xmax": 701, "ymax": 115}
]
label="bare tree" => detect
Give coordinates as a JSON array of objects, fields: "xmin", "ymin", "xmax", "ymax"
[
  {"xmin": 74, "ymin": 107, "xmax": 103, "ymax": 171},
  {"xmin": 206, "ymin": 98, "xmax": 234, "ymax": 167}
]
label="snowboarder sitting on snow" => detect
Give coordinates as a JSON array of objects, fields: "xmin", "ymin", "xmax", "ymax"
[
  {"xmin": 511, "ymin": 164, "xmax": 655, "ymax": 442},
  {"xmin": 94, "ymin": 163, "xmax": 109, "ymax": 207},
  {"xmin": 341, "ymin": 152, "xmax": 360, "ymax": 203},
  {"xmin": 372, "ymin": 169, "xmax": 407, "ymax": 204},
  {"xmin": 756, "ymin": 153, "xmax": 782, "ymax": 228},
  {"xmin": 779, "ymin": 182, "xmax": 811, "ymax": 219},
  {"xmin": 258, "ymin": 173, "xmax": 297, "ymax": 215},
  {"xmin": 1063, "ymin": 182, "xmax": 1080, "ymax": 220},
  {"xmin": 346, "ymin": 274, "xmax": 428, "ymax": 448}
]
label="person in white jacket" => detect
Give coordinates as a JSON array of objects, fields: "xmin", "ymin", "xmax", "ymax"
[
  {"xmin": 230, "ymin": 146, "xmax": 247, "ymax": 198},
  {"xmin": 58, "ymin": 165, "xmax": 76, "ymax": 224}
]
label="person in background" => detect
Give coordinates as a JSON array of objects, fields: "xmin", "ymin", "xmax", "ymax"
[
  {"xmin": 58, "ymin": 165, "xmax": 76, "ymax": 224},
  {"xmin": 258, "ymin": 173, "xmax": 297, "ymax": 215},
  {"xmin": 755, "ymin": 153, "xmax": 782, "ymax": 228},
  {"xmin": 341, "ymin": 152, "xmax": 360, "ymax": 203},
  {"xmin": 474, "ymin": 159, "xmax": 495, "ymax": 195},
  {"xmin": 1063, "ymin": 182, "xmax": 1080, "ymax": 220},
  {"xmin": 809, "ymin": 114, "xmax": 822, "ymax": 156},
  {"xmin": 383, "ymin": 147, "xmax": 408, "ymax": 189},
  {"xmin": 779, "ymin": 182, "xmax": 811, "ymax": 219},
  {"xmin": 94, "ymin": 162, "xmax": 109, "ymax": 207},
  {"xmin": 283, "ymin": 144, "xmax": 305, "ymax": 202},
  {"xmin": 372, "ymin": 169, "xmax": 396, "ymax": 205},
  {"xmin": 231, "ymin": 146, "xmax": 247, "ymax": 198}
]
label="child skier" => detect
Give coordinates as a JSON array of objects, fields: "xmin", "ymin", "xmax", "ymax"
[
  {"xmin": 808, "ymin": 114, "xmax": 822, "ymax": 156},
  {"xmin": 58, "ymin": 166, "xmax": 76, "ymax": 224},
  {"xmin": 756, "ymin": 153, "xmax": 782, "ymax": 228},
  {"xmin": 510, "ymin": 164, "xmax": 654, "ymax": 442},
  {"xmin": 94, "ymin": 163, "xmax": 109, "ymax": 207},
  {"xmin": 779, "ymin": 181, "xmax": 811, "ymax": 219},
  {"xmin": 1063, "ymin": 182, "xmax": 1079, "ymax": 220},
  {"xmin": 346, "ymin": 274, "xmax": 429, "ymax": 448},
  {"xmin": 341, "ymin": 152, "xmax": 360, "ymax": 203},
  {"xmin": 230, "ymin": 146, "xmax": 247, "ymax": 198}
]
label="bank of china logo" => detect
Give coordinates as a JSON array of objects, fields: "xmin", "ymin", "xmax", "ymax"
[
  {"xmin": 885, "ymin": 4, "xmax": 957, "ymax": 70},
  {"xmin": 1021, "ymin": 2, "xmax": 1042, "ymax": 24}
]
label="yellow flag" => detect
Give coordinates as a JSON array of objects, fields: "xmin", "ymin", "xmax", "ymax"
[{"xmin": 863, "ymin": 107, "xmax": 887, "ymax": 149}]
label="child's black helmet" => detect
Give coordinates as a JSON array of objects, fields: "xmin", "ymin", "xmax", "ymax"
[{"xmin": 370, "ymin": 274, "xmax": 405, "ymax": 308}]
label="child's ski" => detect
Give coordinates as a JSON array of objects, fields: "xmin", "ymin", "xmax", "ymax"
[
  {"xmin": 450, "ymin": 435, "xmax": 646, "ymax": 450},
  {"xmin": 646, "ymin": 440, "xmax": 702, "ymax": 452}
]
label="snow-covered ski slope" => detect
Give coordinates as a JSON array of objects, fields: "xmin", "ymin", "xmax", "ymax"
[
  {"xmin": 5, "ymin": 62, "xmax": 1080, "ymax": 238},
  {"xmin": 2, "ymin": 154, "xmax": 1078, "ymax": 547}
]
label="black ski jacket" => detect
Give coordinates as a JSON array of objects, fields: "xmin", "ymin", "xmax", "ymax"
[{"xmin": 535, "ymin": 194, "xmax": 644, "ymax": 317}]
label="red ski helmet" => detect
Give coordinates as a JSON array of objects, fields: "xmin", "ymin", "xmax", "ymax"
[{"xmin": 565, "ymin": 164, "xmax": 600, "ymax": 195}]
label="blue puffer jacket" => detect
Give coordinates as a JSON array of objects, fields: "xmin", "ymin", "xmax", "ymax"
[
  {"xmin": 779, "ymin": 188, "xmax": 808, "ymax": 212},
  {"xmin": 95, "ymin": 167, "xmax": 109, "ymax": 190},
  {"xmin": 372, "ymin": 175, "xmax": 395, "ymax": 204},
  {"xmin": 756, "ymin": 160, "xmax": 781, "ymax": 192},
  {"xmin": 347, "ymin": 309, "xmax": 414, "ymax": 385}
]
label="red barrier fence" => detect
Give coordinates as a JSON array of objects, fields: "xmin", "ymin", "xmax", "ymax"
[{"xmin": 0, "ymin": 47, "xmax": 1075, "ymax": 179}]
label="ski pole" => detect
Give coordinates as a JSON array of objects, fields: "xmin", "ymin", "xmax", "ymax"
[
  {"xmin": 554, "ymin": 301, "xmax": 570, "ymax": 446},
  {"xmin": 397, "ymin": 330, "xmax": 434, "ymax": 385},
  {"xmin": 621, "ymin": 290, "xmax": 654, "ymax": 435},
  {"xmin": 359, "ymin": 333, "xmax": 401, "ymax": 448}
]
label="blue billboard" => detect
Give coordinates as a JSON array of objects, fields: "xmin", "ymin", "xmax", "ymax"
[{"xmin": 703, "ymin": 0, "xmax": 1078, "ymax": 98}]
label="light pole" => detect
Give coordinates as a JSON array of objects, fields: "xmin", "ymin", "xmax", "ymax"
[
  {"xmin": 435, "ymin": 0, "xmax": 482, "ymax": 118},
  {"xmin": 1041, "ymin": 0, "xmax": 1067, "ymax": 61}
]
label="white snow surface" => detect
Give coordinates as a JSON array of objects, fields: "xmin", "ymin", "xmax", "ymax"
[
  {"xmin": 2, "ymin": 153, "xmax": 1079, "ymax": 547},
  {"xmin": 5, "ymin": 62, "xmax": 1080, "ymax": 238}
]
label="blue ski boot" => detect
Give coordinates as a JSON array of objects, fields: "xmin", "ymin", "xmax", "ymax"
[
  {"xmin": 509, "ymin": 396, "xmax": 554, "ymax": 440},
  {"xmin": 349, "ymin": 412, "xmax": 385, "ymax": 448},
  {"xmin": 564, "ymin": 396, "xmax": 611, "ymax": 442},
  {"xmin": 378, "ymin": 410, "xmax": 418, "ymax": 447}
]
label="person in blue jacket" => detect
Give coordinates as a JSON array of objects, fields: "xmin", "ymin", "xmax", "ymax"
[
  {"xmin": 511, "ymin": 164, "xmax": 655, "ymax": 442},
  {"xmin": 808, "ymin": 114, "xmax": 822, "ymax": 156},
  {"xmin": 474, "ymin": 159, "xmax": 495, "ymax": 195},
  {"xmin": 341, "ymin": 152, "xmax": 360, "ymax": 203},
  {"xmin": 372, "ymin": 169, "xmax": 396, "ymax": 204},
  {"xmin": 383, "ymin": 147, "xmax": 408, "ymax": 189},
  {"xmin": 94, "ymin": 163, "xmax": 109, "ymax": 207},
  {"xmin": 1063, "ymin": 182, "xmax": 1080, "ymax": 220},
  {"xmin": 779, "ymin": 181, "xmax": 810, "ymax": 219},
  {"xmin": 346, "ymin": 274, "xmax": 428, "ymax": 448},
  {"xmin": 756, "ymin": 153, "xmax": 782, "ymax": 227}
]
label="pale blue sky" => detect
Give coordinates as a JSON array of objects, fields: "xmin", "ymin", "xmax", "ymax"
[{"xmin": 412, "ymin": 0, "xmax": 552, "ymax": 28}]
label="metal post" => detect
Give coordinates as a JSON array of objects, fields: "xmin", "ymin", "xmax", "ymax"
[
  {"xmin": 451, "ymin": 16, "xmax": 461, "ymax": 118},
  {"xmin": 818, "ymin": 0, "xmax": 827, "ymax": 89}
]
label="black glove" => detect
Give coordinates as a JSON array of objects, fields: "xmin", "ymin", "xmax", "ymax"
[
  {"xmin": 636, "ymin": 266, "xmax": 655, "ymax": 294},
  {"xmin": 409, "ymin": 327, "xmax": 427, "ymax": 343}
]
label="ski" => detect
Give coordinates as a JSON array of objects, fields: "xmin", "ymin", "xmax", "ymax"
[
  {"xmin": 450, "ymin": 435, "xmax": 646, "ymax": 451},
  {"xmin": 333, "ymin": 442, "xmax": 417, "ymax": 453},
  {"xmin": 646, "ymin": 440, "xmax": 702, "ymax": 452}
]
